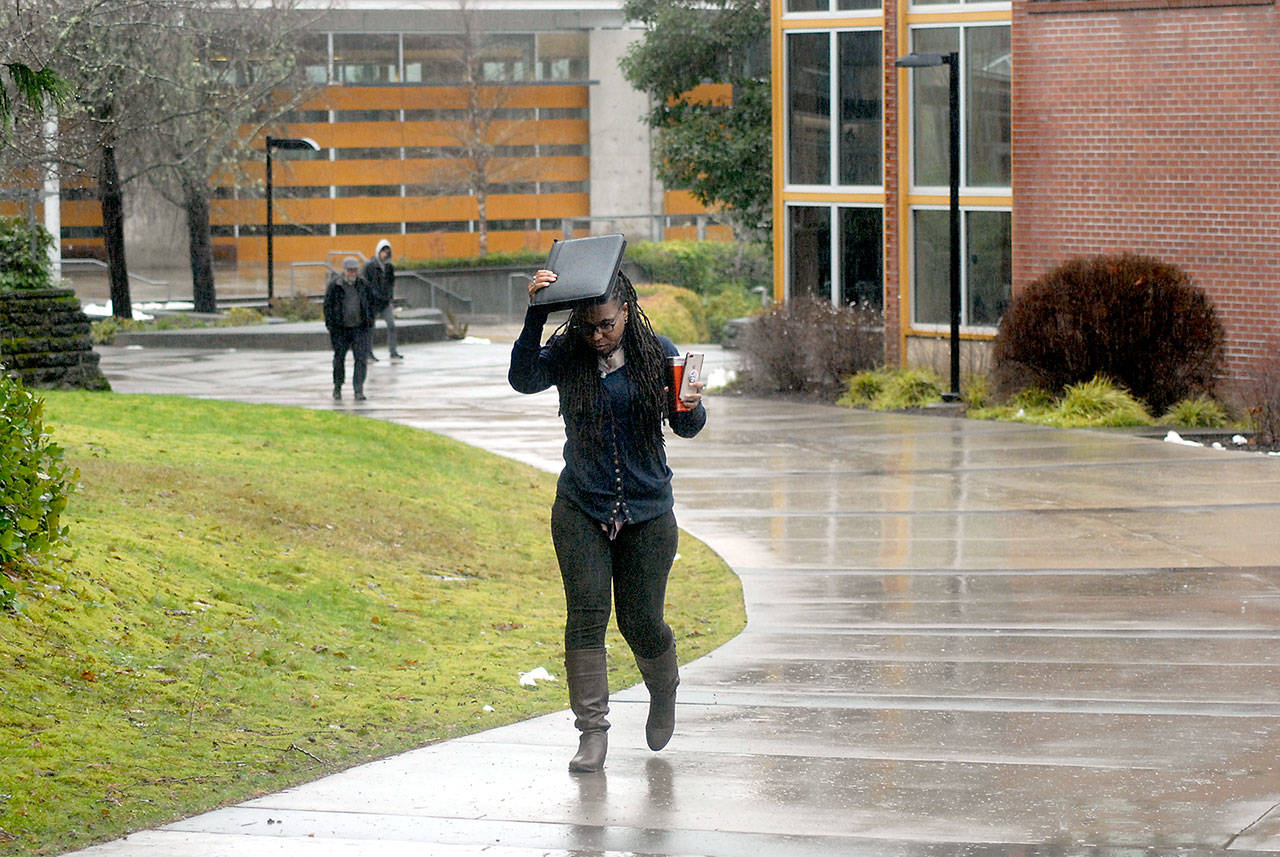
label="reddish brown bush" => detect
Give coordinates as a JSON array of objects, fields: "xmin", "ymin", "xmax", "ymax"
[
  {"xmin": 1242, "ymin": 343, "xmax": 1280, "ymax": 449},
  {"xmin": 992, "ymin": 254, "xmax": 1224, "ymax": 413},
  {"xmin": 740, "ymin": 296, "xmax": 882, "ymax": 396}
]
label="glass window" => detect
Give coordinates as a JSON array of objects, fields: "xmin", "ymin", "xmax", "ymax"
[
  {"xmin": 787, "ymin": 33, "xmax": 830, "ymax": 186},
  {"xmin": 787, "ymin": 0, "xmax": 882, "ymax": 9},
  {"xmin": 840, "ymin": 208, "xmax": 883, "ymax": 309},
  {"xmin": 404, "ymin": 35, "xmax": 461, "ymax": 84},
  {"xmin": 966, "ymin": 210, "xmax": 1011, "ymax": 326},
  {"xmin": 912, "ymin": 208, "xmax": 1011, "ymax": 328},
  {"xmin": 908, "ymin": 28, "xmax": 958, "ymax": 189},
  {"xmin": 788, "ymin": 206, "xmax": 832, "ymax": 300},
  {"xmin": 908, "ymin": 25, "xmax": 1011, "ymax": 188},
  {"xmin": 537, "ymin": 32, "xmax": 588, "ymax": 81},
  {"xmin": 479, "ymin": 35, "xmax": 535, "ymax": 82},
  {"xmin": 333, "ymin": 34, "xmax": 399, "ymax": 84},
  {"xmin": 912, "ymin": 210, "xmax": 950, "ymax": 325},
  {"xmin": 298, "ymin": 34, "xmax": 330, "ymax": 84},
  {"xmin": 966, "ymin": 26, "xmax": 1011, "ymax": 187},
  {"xmin": 837, "ymin": 31, "xmax": 881, "ymax": 186}
]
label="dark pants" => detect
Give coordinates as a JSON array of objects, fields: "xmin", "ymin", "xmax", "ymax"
[
  {"xmin": 330, "ymin": 325, "xmax": 370, "ymax": 391},
  {"xmin": 551, "ymin": 496, "xmax": 678, "ymax": 658}
]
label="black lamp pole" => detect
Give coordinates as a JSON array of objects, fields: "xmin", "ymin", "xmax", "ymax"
[
  {"xmin": 896, "ymin": 51, "xmax": 962, "ymax": 402},
  {"xmin": 264, "ymin": 135, "xmax": 319, "ymax": 302}
]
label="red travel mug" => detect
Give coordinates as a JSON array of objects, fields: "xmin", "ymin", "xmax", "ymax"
[{"xmin": 668, "ymin": 356, "xmax": 690, "ymax": 413}]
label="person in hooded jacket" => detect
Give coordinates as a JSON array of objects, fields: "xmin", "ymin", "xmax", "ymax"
[{"xmin": 363, "ymin": 239, "xmax": 402, "ymax": 360}]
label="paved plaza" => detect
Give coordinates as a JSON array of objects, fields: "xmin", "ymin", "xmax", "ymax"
[{"xmin": 65, "ymin": 329, "xmax": 1280, "ymax": 856}]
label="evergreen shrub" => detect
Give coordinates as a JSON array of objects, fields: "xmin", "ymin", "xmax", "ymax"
[
  {"xmin": 0, "ymin": 216, "xmax": 55, "ymax": 291},
  {"xmin": 636, "ymin": 284, "xmax": 707, "ymax": 344},
  {"xmin": 741, "ymin": 296, "xmax": 882, "ymax": 396},
  {"xmin": 992, "ymin": 253, "xmax": 1224, "ymax": 413},
  {"xmin": 0, "ymin": 372, "xmax": 77, "ymax": 589}
]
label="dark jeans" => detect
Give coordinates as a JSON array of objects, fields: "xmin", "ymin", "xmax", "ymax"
[
  {"xmin": 330, "ymin": 325, "xmax": 370, "ymax": 390},
  {"xmin": 551, "ymin": 496, "xmax": 677, "ymax": 658}
]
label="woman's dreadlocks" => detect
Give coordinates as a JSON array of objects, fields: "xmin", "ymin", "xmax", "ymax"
[{"xmin": 554, "ymin": 271, "xmax": 668, "ymax": 461}]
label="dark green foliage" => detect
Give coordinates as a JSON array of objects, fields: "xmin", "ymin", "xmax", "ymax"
[
  {"xmin": 992, "ymin": 253, "xmax": 1224, "ymax": 413},
  {"xmin": 0, "ymin": 372, "xmax": 77, "ymax": 586},
  {"xmin": 741, "ymin": 296, "xmax": 883, "ymax": 396},
  {"xmin": 619, "ymin": 0, "xmax": 772, "ymax": 237},
  {"xmin": 0, "ymin": 217, "xmax": 55, "ymax": 291},
  {"xmin": 627, "ymin": 239, "xmax": 770, "ymax": 294}
]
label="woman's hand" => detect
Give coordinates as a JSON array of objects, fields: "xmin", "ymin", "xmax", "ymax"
[
  {"xmin": 679, "ymin": 380, "xmax": 705, "ymax": 409},
  {"xmin": 528, "ymin": 269, "xmax": 557, "ymax": 302}
]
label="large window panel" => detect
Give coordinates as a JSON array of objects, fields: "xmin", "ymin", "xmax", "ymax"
[
  {"xmin": 789, "ymin": 206, "xmax": 833, "ymax": 300},
  {"xmin": 837, "ymin": 31, "xmax": 882, "ymax": 186},
  {"xmin": 966, "ymin": 210, "xmax": 1011, "ymax": 326},
  {"xmin": 966, "ymin": 27, "xmax": 1011, "ymax": 187},
  {"xmin": 787, "ymin": 33, "xmax": 830, "ymax": 186},
  {"xmin": 912, "ymin": 210, "xmax": 950, "ymax": 325},
  {"xmin": 908, "ymin": 28, "xmax": 957, "ymax": 188},
  {"xmin": 840, "ymin": 208, "xmax": 883, "ymax": 309},
  {"xmin": 913, "ymin": 208, "xmax": 1011, "ymax": 328},
  {"xmin": 334, "ymin": 34, "xmax": 399, "ymax": 84}
]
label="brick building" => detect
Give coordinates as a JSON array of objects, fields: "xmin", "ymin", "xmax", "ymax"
[{"xmin": 774, "ymin": 0, "xmax": 1279, "ymax": 384}]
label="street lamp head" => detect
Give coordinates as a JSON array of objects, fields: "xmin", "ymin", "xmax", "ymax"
[
  {"xmin": 265, "ymin": 136, "xmax": 319, "ymax": 152},
  {"xmin": 895, "ymin": 52, "xmax": 950, "ymax": 68}
]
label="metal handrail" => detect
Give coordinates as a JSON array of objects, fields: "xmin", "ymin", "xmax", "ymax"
[
  {"xmin": 289, "ymin": 260, "xmax": 339, "ymax": 296},
  {"xmin": 60, "ymin": 258, "xmax": 173, "ymax": 300},
  {"xmin": 395, "ymin": 270, "xmax": 473, "ymax": 313}
]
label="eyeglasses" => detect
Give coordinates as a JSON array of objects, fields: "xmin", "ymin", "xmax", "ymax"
[{"xmin": 580, "ymin": 311, "xmax": 624, "ymax": 337}]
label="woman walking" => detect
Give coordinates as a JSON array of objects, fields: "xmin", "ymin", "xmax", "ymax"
[{"xmin": 509, "ymin": 269, "xmax": 706, "ymax": 773}]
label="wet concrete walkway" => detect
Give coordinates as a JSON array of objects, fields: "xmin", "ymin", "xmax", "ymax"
[{"xmin": 71, "ymin": 335, "xmax": 1280, "ymax": 856}]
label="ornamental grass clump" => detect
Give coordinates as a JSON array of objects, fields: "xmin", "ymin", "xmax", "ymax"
[
  {"xmin": 992, "ymin": 253, "xmax": 1224, "ymax": 414},
  {"xmin": 1161, "ymin": 395, "xmax": 1231, "ymax": 428},
  {"xmin": 1042, "ymin": 376, "xmax": 1153, "ymax": 427}
]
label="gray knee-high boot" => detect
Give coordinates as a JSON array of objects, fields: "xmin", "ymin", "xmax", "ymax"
[
  {"xmin": 565, "ymin": 647, "xmax": 609, "ymax": 773},
  {"xmin": 634, "ymin": 643, "xmax": 679, "ymax": 751}
]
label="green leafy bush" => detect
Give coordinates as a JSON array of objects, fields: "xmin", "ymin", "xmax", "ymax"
[
  {"xmin": 628, "ymin": 239, "xmax": 771, "ymax": 295},
  {"xmin": 742, "ymin": 296, "xmax": 883, "ymax": 396},
  {"xmin": 636, "ymin": 284, "xmax": 708, "ymax": 344},
  {"xmin": 702, "ymin": 284, "xmax": 762, "ymax": 342},
  {"xmin": 992, "ymin": 253, "xmax": 1224, "ymax": 413},
  {"xmin": 268, "ymin": 295, "xmax": 323, "ymax": 321},
  {"xmin": 0, "ymin": 216, "xmax": 55, "ymax": 291},
  {"xmin": 0, "ymin": 372, "xmax": 77, "ymax": 586},
  {"xmin": 1161, "ymin": 396, "xmax": 1230, "ymax": 428},
  {"xmin": 218, "ymin": 307, "xmax": 266, "ymax": 327},
  {"xmin": 400, "ymin": 249, "xmax": 544, "ymax": 270}
]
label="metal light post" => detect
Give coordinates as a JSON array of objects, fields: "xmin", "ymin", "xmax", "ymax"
[
  {"xmin": 896, "ymin": 51, "xmax": 961, "ymax": 402},
  {"xmin": 264, "ymin": 136, "xmax": 319, "ymax": 302}
]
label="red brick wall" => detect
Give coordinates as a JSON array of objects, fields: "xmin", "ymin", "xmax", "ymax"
[{"xmin": 1011, "ymin": 2, "xmax": 1280, "ymax": 382}]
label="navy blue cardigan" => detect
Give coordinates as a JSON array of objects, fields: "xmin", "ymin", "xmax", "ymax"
[{"xmin": 508, "ymin": 307, "xmax": 706, "ymax": 526}]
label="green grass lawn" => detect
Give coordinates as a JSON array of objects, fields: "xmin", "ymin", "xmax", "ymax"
[{"xmin": 0, "ymin": 391, "xmax": 746, "ymax": 856}]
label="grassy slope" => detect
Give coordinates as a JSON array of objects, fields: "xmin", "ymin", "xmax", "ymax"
[{"xmin": 0, "ymin": 392, "xmax": 745, "ymax": 855}]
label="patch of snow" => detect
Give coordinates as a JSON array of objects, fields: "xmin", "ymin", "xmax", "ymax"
[
  {"xmin": 1232, "ymin": 435, "xmax": 1249, "ymax": 446},
  {"xmin": 459, "ymin": 336, "xmax": 491, "ymax": 345},
  {"xmin": 82, "ymin": 301, "xmax": 154, "ymax": 321},
  {"xmin": 705, "ymin": 366, "xmax": 737, "ymax": 389},
  {"xmin": 1163, "ymin": 430, "xmax": 1203, "ymax": 447},
  {"xmin": 518, "ymin": 666, "xmax": 556, "ymax": 687}
]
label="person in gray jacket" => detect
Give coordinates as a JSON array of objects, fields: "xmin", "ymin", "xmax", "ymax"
[
  {"xmin": 363, "ymin": 239, "xmax": 402, "ymax": 360},
  {"xmin": 323, "ymin": 257, "xmax": 373, "ymax": 401}
]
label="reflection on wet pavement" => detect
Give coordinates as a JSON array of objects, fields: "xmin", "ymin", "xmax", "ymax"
[{"xmin": 67, "ymin": 340, "xmax": 1280, "ymax": 856}]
